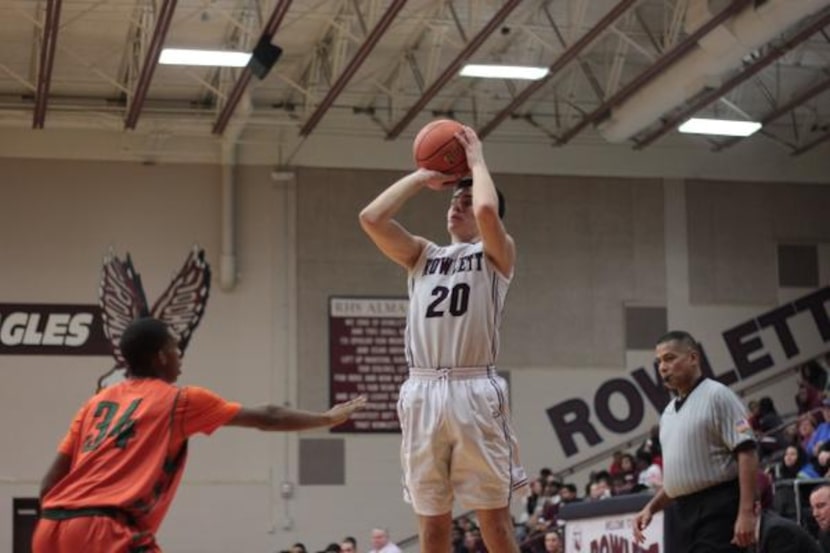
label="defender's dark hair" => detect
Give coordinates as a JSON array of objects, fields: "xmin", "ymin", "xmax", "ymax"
[
  {"xmin": 655, "ymin": 330, "xmax": 700, "ymax": 353},
  {"xmin": 119, "ymin": 317, "xmax": 172, "ymax": 377},
  {"xmin": 455, "ymin": 177, "xmax": 505, "ymax": 219}
]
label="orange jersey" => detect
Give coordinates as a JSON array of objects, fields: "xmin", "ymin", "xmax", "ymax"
[{"xmin": 42, "ymin": 379, "xmax": 241, "ymax": 534}]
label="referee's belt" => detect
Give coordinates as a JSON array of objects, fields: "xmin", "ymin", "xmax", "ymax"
[{"xmin": 677, "ymin": 478, "xmax": 738, "ymax": 502}]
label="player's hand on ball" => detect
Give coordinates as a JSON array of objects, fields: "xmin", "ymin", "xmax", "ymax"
[
  {"xmin": 417, "ymin": 168, "xmax": 462, "ymax": 191},
  {"xmin": 454, "ymin": 126, "xmax": 484, "ymax": 168},
  {"xmin": 325, "ymin": 395, "xmax": 368, "ymax": 426}
]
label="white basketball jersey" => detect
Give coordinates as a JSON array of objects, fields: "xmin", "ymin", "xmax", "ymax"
[{"xmin": 405, "ymin": 241, "xmax": 511, "ymax": 368}]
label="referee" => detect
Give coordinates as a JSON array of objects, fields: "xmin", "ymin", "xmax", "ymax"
[{"xmin": 633, "ymin": 330, "xmax": 758, "ymax": 552}]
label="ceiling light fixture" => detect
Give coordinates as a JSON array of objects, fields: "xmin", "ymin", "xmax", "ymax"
[
  {"xmin": 677, "ymin": 117, "xmax": 762, "ymax": 137},
  {"xmin": 459, "ymin": 64, "xmax": 549, "ymax": 80},
  {"xmin": 159, "ymin": 48, "xmax": 251, "ymax": 67}
]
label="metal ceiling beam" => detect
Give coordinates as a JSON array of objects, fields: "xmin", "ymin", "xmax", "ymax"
[
  {"xmin": 386, "ymin": 0, "xmax": 523, "ymax": 140},
  {"xmin": 542, "ymin": 4, "xmax": 605, "ymax": 102},
  {"xmin": 792, "ymin": 128, "xmax": 830, "ymax": 156},
  {"xmin": 633, "ymin": 9, "xmax": 830, "ymax": 149},
  {"xmin": 299, "ymin": 0, "xmax": 406, "ymax": 137},
  {"xmin": 477, "ymin": 0, "xmax": 637, "ymax": 140},
  {"xmin": 124, "ymin": 0, "xmax": 178, "ymax": 130},
  {"xmin": 213, "ymin": 0, "xmax": 294, "ymax": 135},
  {"xmin": 555, "ymin": 0, "xmax": 753, "ymax": 146},
  {"xmin": 33, "ymin": 0, "xmax": 63, "ymax": 129},
  {"xmin": 713, "ymin": 72, "xmax": 830, "ymax": 151}
]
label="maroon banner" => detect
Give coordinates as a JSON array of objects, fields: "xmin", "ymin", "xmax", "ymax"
[
  {"xmin": 329, "ymin": 297, "xmax": 408, "ymax": 433},
  {"xmin": 0, "ymin": 304, "xmax": 110, "ymax": 355}
]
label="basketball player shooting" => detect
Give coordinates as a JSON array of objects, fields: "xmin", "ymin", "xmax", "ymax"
[{"xmin": 359, "ymin": 124, "xmax": 528, "ymax": 553}]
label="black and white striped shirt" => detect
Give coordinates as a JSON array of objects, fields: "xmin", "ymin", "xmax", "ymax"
[{"xmin": 660, "ymin": 378, "xmax": 756, "ymax": 498}]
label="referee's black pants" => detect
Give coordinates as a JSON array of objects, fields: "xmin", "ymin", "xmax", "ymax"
[{"xmin": 673, "ymin": 479, "xmax": 745, "ymax": 553}]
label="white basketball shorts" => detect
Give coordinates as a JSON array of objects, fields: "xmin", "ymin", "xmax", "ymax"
[{"xmin": 397, "ymin": 367, "xmax": 529, "ymax": 516}]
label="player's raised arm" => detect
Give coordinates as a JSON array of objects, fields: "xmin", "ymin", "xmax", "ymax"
[
  {"xmin": 359, "ymin": 169, "xmax": 444, "ymax": 270},
  {"xmin": 455, "ymin": 126, "xmax": 515, "ymax": 277}
]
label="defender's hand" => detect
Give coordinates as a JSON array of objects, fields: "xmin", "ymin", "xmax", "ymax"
[{"xmin": 325, "ymin": 395, "xmax": 368, "ymax": 427}]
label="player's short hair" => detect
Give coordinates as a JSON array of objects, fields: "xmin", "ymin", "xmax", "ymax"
[
  {"xmin": 119, "ymin": 317, "xmax": 172, "ymax": 376},
  {"xmin": 455, "ymin": 177, "xmax": 505, "ymax": 219},
  {"xmin": 655, "ymin": 330, "xmax": 700, "ymax": 354}
]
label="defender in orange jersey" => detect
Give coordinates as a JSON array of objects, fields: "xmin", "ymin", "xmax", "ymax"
[{"xmin": 33, "ymin": 317, "xmax": 366, "ymax": 553}]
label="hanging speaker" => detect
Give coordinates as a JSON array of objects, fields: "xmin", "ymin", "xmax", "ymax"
[{"xmin": 249, "ymin": 34, "xmax": 283, "ymax": 80}]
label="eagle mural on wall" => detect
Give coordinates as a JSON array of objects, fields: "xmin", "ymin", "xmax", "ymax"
[{"xmin": 96, "ymin": 246, "xmax": 211, "ymax": 390}]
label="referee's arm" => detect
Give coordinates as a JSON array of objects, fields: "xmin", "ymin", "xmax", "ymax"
[
  {"xmin": 732, "ymin": 441, "xmax": 759, "ymax": 548},
  {"xmin": 633, "ymin": 487, "xmax": 673, "ymax": 543}
]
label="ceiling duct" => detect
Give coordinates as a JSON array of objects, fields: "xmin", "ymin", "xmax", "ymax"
[{"xmin": 597, "ymin": 0, "xmax": 830, "ymax": 142}]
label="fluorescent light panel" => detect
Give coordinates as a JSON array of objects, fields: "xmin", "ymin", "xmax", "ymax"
[
  {"xmin": 159, "ymin": 48, "xmax": 251, "ymax": 67},
  {"xmin": 678, "ymin": 117, "xmax": 761, "ymax": 137},
  {"xmin": 460, "ymin": 64, "xmax": 549, "ymax": 80}
]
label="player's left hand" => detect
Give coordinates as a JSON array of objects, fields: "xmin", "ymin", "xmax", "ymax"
[
  {"xmin": 731, "ymin": 509, "xmax": 756, "ymax": 548},
  {"xmin": 454, "ymin": 126, "xmax": 484, "ymax": 167}
]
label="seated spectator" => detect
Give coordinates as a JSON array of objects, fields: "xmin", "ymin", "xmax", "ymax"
[
  {"xmin": 796, "ymin": 379, "xmax": 824, "ymax": 416},
  {"xmin": 815, "ymin": 449, "xmax": 830, "ymax": 477},
  {"xmin": 340, "ymin": 537, "xmax": 357, "ymax": 553},
  {"xmin": 610, "ymin": 472, "xmax": 637, "ymax": 496},
  {"xmin": 796, "ymin": 414, "xmax": 818, "ymax": 454},
  {"xmin": 807, "ymin": 399, "xmax": 830, "ymax": 457},
  {"xmin": 290, "ymin": 544, "xmax": 308, "ymax": 553},
  {"xmin": 367, "ymin": 528, "xmax": 401, "ymax": 553},
  {"xmin": 619, "ymin": 453, "xmax": 636, "ymax": 475},
  {"xmin": 462, "ymin": 528, "xmax": 487, "ymax": 553},
  {"xmin": 587, "ymin": 479, "xmax": 611, "ymax": 501},
  {"xmin": 543, "ymin": 531, "xmax": 563, "ymax": 553},
  {"xmin": 757, "ymin": 396, "xmax": 788, "ymax": 457},
  {"xmin": 635, "ymin": 449, "xmax": 663, "ymax": 491},
  {"xmin": 809, "ymin": 484, "xmax": 830, "ymax": 552},
  {"xmin": 519, "ymin": 479, "xmax": 544, "ymax": 528},
  {"xmin": 525, "ymin": 479, "xmax": 559, "ymax": 536},
  {"xmin": 559, "ymin": 483, "xmax": 579, "ymax": 504},
  {"xmin": 771, "ymin": 445, "xmax": 821, "ymax": 480},
  {"xmin": 608, "ymin": 450, "xmax": 624, "ymax": 476},
  {"xmin": 771, "ymin": 446, "xmax": 820, "ymax": 521},
  {"xmin": 610, "ymin": 455, "xmax": 637, "ymax": 496},
  {"xmin": 538, "ymin": 480, "xmax": 562, "ymax": 521}
]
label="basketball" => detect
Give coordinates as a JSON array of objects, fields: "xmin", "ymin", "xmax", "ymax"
[{"xmin": 412, "ymin": 119, "xmax": 469, "ymax": 175}]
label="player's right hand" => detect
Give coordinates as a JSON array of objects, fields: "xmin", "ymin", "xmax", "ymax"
[
  {"xmin": 415, "ymin": 168, "xmax": 463, "ymax": 190},
  {"xmin": 325, "ymin": 395, "xmax": 368, "ymax": 426},
  {"xmin": 632, "ymin": 507, "xmax": 652, "ymax": 543}
]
